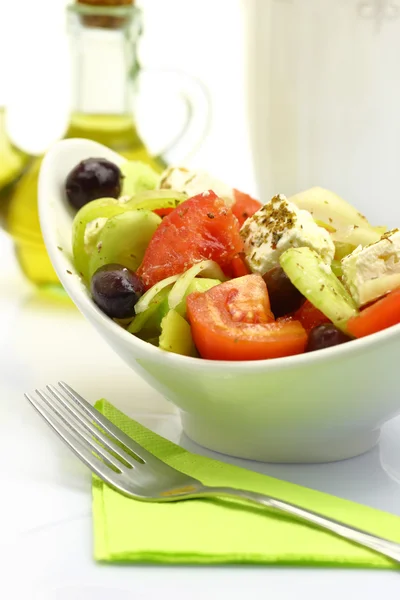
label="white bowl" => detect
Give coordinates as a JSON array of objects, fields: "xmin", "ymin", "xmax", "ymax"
[{"xmin": 39, "ymin": 138, "xmax": 400, "ymax": 463}]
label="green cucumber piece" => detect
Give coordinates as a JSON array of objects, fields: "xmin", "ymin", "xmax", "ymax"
[
  {"xmin": 124, "ymin": 189, "xmax": 188, "ymax": 211},
  {"xmin": 128, "ymin": 300, "xmax": 160, "ymax": 335},
  {"xmin": 280, "ymin": 247, "xmax": 358, "ymax": 330},
  {"xmin": 129, "ymin": 278, "xmax": 219, "ymax": 342},
  {"xmin": 334, "ymin": 242, "xmax": 356, "ymax": 261},
  {"xmin": 331, "ymin": 225, "xmax": 380, "ymax": 247},
  {"xmin": 373, "ymin": 225, "xmax": 388, "ymax": 235},
  {"xmin": 120, "ymin": 160, "xmax": 159, "ymax": 196},
  {"xmin": 331, "ymin": 259, "xmax": 343, "ymax": 279},
  {"xmin": 159, "ymin": 309, "xmax": 197, "ymax": 356},
  {"xmin": 88, "ymin": 210, "xmax": 161, "ymax": 278},
  {"xmin": 289, "ymin": 187, "xmax": 371, "ymax": 230},
  {"xmin": 72, "ymin": 197, "xmax": 127, "ymax": 280},
  {"xmin": 128, "ymin": 285, "xmax": 173, "ymax": 335}
]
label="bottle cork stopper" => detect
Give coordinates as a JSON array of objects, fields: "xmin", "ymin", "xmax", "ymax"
[
  {"xmin": 76, "ymin": 0, "xmax": 135, "ymax": 28},
  {"xmin": 77, "ymin": 0, "xmax": 134, "ymax": 6}
]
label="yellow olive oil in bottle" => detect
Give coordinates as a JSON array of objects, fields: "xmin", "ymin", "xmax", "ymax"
[
  {"xmin": 6, "ymin": 0, "xmax": 164, "ymax": 286},
  {"xmin": 0, "ymin": 107, "xmax": 31, "ymax": 226}
]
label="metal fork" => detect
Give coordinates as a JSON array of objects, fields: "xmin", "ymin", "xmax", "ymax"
[{"xmin": 25, "ymin": 382, "xmax": 400, "ymax": 564}]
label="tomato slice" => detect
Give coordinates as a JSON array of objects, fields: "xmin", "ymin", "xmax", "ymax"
[
  {"xmin": 347, "ymin": 289, "xmax": 400, "ymax": 338},
  {"xmin": 232, "ymin": 190, "xmax": 262, "ymax": 227},
  {"xmin": 224, "ymin": 275, "xmax": 274, "ymax": 324},
  {"xmin": 293, "ymin": 300, "xmax": 330, "ymax": 332},
  {"xmin": 226, "ymin": 253, "xmax": 251, "ymax": 278},
  {"xmin": 153, "ymin": 207, "xmax": 174, "ymax": 219},
  {"xmin": 186, "ymin": 274, "xmax": 307, "ymax": 360},
  {"xmin": 138, "ymin": 190, "xmax": 243, "ymax": 289}
]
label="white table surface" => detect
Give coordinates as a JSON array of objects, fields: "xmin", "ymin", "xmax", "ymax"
[{"xmin": 0, "ymin": 231, "xmax": 400, "ymax": 599}]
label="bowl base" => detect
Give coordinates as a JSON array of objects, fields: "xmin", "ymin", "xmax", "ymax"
[{"xmin": 180, "ymin": 413, "xmax": 381, "ymax": 464}]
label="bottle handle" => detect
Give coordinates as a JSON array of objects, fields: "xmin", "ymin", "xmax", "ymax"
[{"xmin": 135, "ymin": 67, "xmax": 212, "ymax": 166}]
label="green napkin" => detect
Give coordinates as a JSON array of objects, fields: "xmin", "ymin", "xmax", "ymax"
[{"xmin": 93, "ymin": 399, "xmax": 400, "ymax": 567}]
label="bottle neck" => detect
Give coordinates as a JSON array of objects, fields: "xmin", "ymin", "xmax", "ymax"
[{"xmin": 68, "ymin": 6, "xmax": 140, "ymax": 117}]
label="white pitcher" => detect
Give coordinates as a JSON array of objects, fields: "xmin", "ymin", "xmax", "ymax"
[{"xmin": 244, "ymin": 0, "xmax": 400, "ymax": 226}]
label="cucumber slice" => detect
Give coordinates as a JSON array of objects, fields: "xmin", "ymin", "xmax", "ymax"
[
  {"xmin": 128, "ymin": 302, "xmax": 159, "ymax": 335},
  {"xmin": 334, "ymin": 242, "xmax": 356, "ymax": 261},
  {"xmin": 289, "ymin": 187, "xmax": 385, "ymax": 253},
  {"xmin": 289, "ymin": 187, "xmax": 371, "ymax": 230},
  {"xmin": 331, "ymin": 259, "xmax": 343, "ymax": 279},
  {"xmin": 72, "ymin": 198, "xmax": 127, "ymax": 280},
  {"xmin": 128, "ymin": 285, "xmax": 173, "ymax": 335},
  {"xmin": 331, "ymin": 225, "xmax": 380, "ymax": 247},
  {"xmin": 120, "ymin": 160, "xmax": 159, "ymax": 196},
  {"xmin": 88, "ymin": 210, "xmax": 161, "ymax": 278},
  {"xmin": 280, "ymin": 247, "xmax": 358, "ymax": 330},
  {"xmin": 123, "ymin": 189, "xmax": 188, "ymax": 211},
  {"xmin": 373, "ymin": 225, "xmax": 388, "ymax": 236},
  {"xmin": 159, "ymin": 309, "xmax": 197, "ymax": 356},
  {"xmin": 130, "ymin": 278, "xmax": 220, "ymax": 338}
]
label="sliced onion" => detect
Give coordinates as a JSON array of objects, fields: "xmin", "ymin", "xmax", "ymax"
[
  {"xmin": 134, "ymin": 275, "xmax": 180, "ymax": 314},
  {"xmin": 168, "ymin": 260, "xmax": 226, "ymax": 310}
]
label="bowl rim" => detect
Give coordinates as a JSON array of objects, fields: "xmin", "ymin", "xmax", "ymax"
[{"xmin": 39, "ymin": 137, "xmax": 400, "ymax": 374}]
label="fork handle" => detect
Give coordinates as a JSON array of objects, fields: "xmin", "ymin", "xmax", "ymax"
[{"xmin": 194, "ymin": 486, "xmax": 400, "ymax": 564}]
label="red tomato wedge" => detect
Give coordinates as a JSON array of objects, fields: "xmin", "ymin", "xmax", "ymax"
[
  {"xmin": 347, "ymin": 289, "xmax": 400, "ymax": 338},
  {"xmin": 226, "ymin": 253, "xmax": 251, "ymax": 278},
  {"xmin": 137, "ymin": 190, "xmax": 243, "ymax": 289},
  {"xmin": 224, "ymin": 275, "xmax": 274, "ymax": 324},
  {"xmin": 232, "ymin": 190, "xmax": 262, "ymax": 227},
  {"xmin": 293, "ymin": 300, "xmax": 331, "ymax": 332},
  {"xmin": 186, "ymin": 275, "xmax": 307, "ymax": 361},
  {"xmin": 153, "ymin": 207, "xmax": 174, "ymax": 219}
]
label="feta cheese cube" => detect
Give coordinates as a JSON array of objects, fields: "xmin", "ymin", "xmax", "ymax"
[
  {"xmin": 341, "ymin": 229, "xmax": 400, "ymax": 307},
  {"xmin": 159, "ymin": 167, "xmax": 235, "ymax": 207},
  {"xmin": 240, "ymin": 194, "xmax": 335, "ymax": 275}
]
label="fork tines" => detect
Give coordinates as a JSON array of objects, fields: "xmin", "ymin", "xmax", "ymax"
[{"xmin": 24, "ymin": 382, "xmax": 151, "ymax": 488}]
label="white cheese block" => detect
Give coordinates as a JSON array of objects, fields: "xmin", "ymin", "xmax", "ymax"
[
  {"xmin": 341, "ymin": 229, "xmax": 400, "ymax": 306},
  {"xmin": 240, "ymin": 194, "xmax": 335, "ymax": 276}
]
